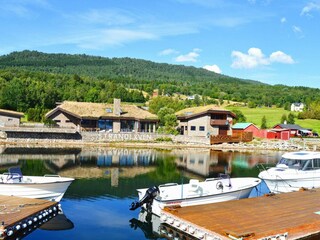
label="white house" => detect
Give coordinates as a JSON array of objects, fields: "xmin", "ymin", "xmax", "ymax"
[{"xmin": 291, "ymin": 103, "xmax": 304, "ymax": 112}]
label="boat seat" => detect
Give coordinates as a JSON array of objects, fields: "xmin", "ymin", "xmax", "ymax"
[
  {"xmin": 189, "ymin": 179, "xmax": 200, "ymax": 192},
  {"xmin": 7, "ymin": 167, "xmax": 23, "ymax": 182}
]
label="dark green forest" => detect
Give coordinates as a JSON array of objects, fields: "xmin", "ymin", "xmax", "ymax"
[{"xmin": 0, "ymin": 50, "xmax": 319, "ymax": 121}]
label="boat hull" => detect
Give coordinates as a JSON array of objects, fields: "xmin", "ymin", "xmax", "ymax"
[
  {"xmin": 151, "ymin": 186, "xmax": 254, "ymax": 216},
  {"xmin": 262, "ymin": 176, "xmax": 320, "ymax": 193},
  {"xmin": 0, "ymin": 176, "xmax": 74, "ymax": 202},
  {"xmin": 259, "ymin": 151, "xmax": 320, "ymax": 193},
  {"xmin": 137, "ymin": 177, "xmax": 261, "ymax": 216}
]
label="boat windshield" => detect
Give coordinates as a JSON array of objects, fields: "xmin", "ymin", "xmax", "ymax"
[{"xmin": 278, "ymin": 158, "xmax": 309, "ymax": 170}]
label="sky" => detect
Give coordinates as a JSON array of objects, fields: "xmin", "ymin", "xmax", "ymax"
[{"xmin": 0, "ymin": 0, "xmax": 320, "ymax": 89}]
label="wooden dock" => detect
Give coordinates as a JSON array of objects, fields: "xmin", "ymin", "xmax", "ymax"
[
  {"xmin": 0, "ymin": 196, "xmax": 59, "ymax": 239},
  {"xmin": 161, "ymin": 189, "xmax": 320, "ymax": 240}
]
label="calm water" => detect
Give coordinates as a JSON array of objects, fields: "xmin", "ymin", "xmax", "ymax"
[{"xmin": 0, "ymin": 147, "xmax": 285, "ymax": 240}]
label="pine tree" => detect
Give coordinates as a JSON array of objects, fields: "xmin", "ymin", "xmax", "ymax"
[{"xmin": 261, "ymin": 115, "xmax": 267, "ymax": 129}]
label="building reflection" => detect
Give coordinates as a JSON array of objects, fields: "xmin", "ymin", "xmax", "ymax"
[{"xmin": 0, "ymin": 146, "xmax": 281, "ymax": 181}]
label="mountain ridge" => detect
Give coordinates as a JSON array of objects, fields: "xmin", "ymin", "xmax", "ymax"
[{"xmin": 0, "ymin": 50, "xmax": 265, "ymax": 86}]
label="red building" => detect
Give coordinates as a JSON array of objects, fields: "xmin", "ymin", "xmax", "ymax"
[
  {"xmin": 267, "ymin": 129, "xmax": 290, "ymax": 140},
  {"xmin": 273, "ymin": 124, "xmax": 306, "ymax": 137},
  {"xmin": 232, "ymin": 123, "xmax": 266, "ymax": 138}
]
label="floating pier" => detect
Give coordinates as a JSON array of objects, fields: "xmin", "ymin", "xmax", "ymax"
[
  {"xmin": 160, "ymin": 189, "xmax": 320, "ymax": 240},
  {"xmin": 0, "ymin": 195, "xmax": 60, "ymax": 239}
]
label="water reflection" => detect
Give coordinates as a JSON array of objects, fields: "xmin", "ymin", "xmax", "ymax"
[
  {"xmin": 0, "ymin": 146, "xmax": 285, "ymax": 240},
  {"xmin": 40, "ymin": 212, "xmax": 74, "ymax": 231},
  {"xmin": 130, "ymin": 210, "xmax": 197, "ymax": 240},
  {"xmin": 0, "ymin": 147, "xmax": 284, "ymax": 179}
]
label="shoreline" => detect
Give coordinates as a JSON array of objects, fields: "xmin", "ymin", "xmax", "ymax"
[{"xmin": 0, "ymin": 137, "xmax": 317, "ymax": 152}]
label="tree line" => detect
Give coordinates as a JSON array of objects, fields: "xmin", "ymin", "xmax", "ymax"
[{"xmin": 0, "ymin": 50, "xmax": 320, "ymax": 122}]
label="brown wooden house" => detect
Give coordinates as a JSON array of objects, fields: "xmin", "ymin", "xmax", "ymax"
[
  {"xmin": 176, "ymin": 105, "xmax": 236, "ymax": 137},
  {"xmin": 45, "ymin": 99, "xmax": 159, "ymax": 133}
]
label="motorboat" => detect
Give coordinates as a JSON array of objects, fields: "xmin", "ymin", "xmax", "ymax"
[
  {"xmin": 130, "ymin": 174, "xmax": 261, "ymax": 216},
  {"xmin": 258, "ymin": 151, "xmax": 320, "ymax": 193},
  {"xmin": 0, "ymin": 167, "xmax": 74, "ymax": 202}
]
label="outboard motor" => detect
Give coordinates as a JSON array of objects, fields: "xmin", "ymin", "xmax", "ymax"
[{"xmin": 130, "ymin": 186, "xmax": 159, "ymax": 211}]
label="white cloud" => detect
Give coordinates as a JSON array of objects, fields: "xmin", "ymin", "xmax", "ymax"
[
  {"xmin": 292, "ymin": 25, "xmax": 302, "ymax": 33},
  {"xmin": 231, "ymin": 47, "xmax": 269, "ymax": 69},
  {"xmin": 203, "ymin": 64, "xmax": 222, "ymax": 74},
  {"xmin": 280, "ymin": 17, "xmax": 286, "ymax": 23},
  {"xmin": 175, "ymin": 48, "xmax": 201, "ymax": 62},
  {"xmin": 0, "ymin": 0, "xmax": 49, "ymax": 17},
  {"xmin": 231, "ymin": 47, "xmax": 294, "ymax": 69},
  {"xmin": 159, "ymin": 48, "xmax": 179, "ymax": 56},
  {"xmin": 70, "ymin": 29, "xmax": 157, "ymax": 49},
  {"xmin": 80, "ymin": 9, "xmax": 135, "ymax": 26},
  {"xmin": 269, "ymin": 51, "xmax": 294, "ymax": 64},
  {"xmin": 301, "ymin": 2, "xmax": 320, "ymax": 16},
  {"xmin": 292, "ymin": 25, "xmax": 304, "ymax": 38}
]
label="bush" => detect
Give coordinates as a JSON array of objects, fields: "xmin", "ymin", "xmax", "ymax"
[{"xmin": 155, "ymin": 137, "xmax": 173, "ymax": 142}]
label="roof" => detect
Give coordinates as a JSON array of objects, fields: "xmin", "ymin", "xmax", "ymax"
[
  {"xmin": 274, "ymin": 124, "xmax": 304, "ymax": 130},
  {"xmin": 268, "ymin": 128, "xmax": 291, "ymax": 132},
  {"xmin": 232, "ymin": 123, "xmax": 255, "ymax": 130},
  {"xmin": 282, "ymin": 151, "xmax": 320, "ymax": 160},
  {"xmin": 0, "ymin": 109, "xmax": 24, "ymax": 118},
  {"xmin": 45, "ymin": 101, "xmax": 158, "ymax": 121},
  {"xmin": 176, "ymin": 105, "xmax": 236, "ymax": 119}
]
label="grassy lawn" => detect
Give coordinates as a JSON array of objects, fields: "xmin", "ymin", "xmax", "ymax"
[{"xmin": 226, "ymin": 106, "xmax": 320, "ymax": 133}]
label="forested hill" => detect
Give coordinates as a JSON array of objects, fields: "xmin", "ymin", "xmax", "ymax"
[
  {"xmin": 0, "ymin": 50, "xmax": 261, "ymax": 85},
  {"xmin": 0, "ymin": 50, "xmax": 319, "ymax": 119}
]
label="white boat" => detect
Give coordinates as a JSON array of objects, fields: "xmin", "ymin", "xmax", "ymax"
[
  {"xmin": 130, "ymin": 175, "xmax": 261, "ymax": 216},
  {"xmin": 0, "ymin": 167, "xmax": 74, "ymax": 202},
  {"xmin": 258, "ymin": 151, "xmax": 320, "ymax": 193}
]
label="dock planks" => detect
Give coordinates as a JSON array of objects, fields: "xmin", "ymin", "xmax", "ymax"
[
  {"xmin": 0, "ymin": 195, "xmax": 58, "ymax": 238},
  {"xmin": 163, "ymin": 189, "xmax": 320, "ymax": 239}
]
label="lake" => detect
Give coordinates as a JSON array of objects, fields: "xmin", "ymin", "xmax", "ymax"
[{"xmin": 0, "ymin": 146, "xmax": 284, "ymax": 240}]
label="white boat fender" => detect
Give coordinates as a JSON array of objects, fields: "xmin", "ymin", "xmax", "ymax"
[
  {"xmin": 6, "ymin": 227, "xmax": 13, "ymax": 237},
  {"xmin": 188, "ymin": 226, "xmax": 195, "ymax": 234},
  {"xmin": 27, "ymin": 219, "xmax": 33, "ymax": 226},
  {"xmin": 15, "ymin": 224, "xmax": 21, "ymax": 231}
]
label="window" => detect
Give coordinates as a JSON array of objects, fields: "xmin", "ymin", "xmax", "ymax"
[
  {"xmin": 184, "ymin": 126, "xmax": 187, "ymax": 130},
  {"xmin": 190, "ymin": 126, "xmax": 196, "ymax": 131},
  {"xmin": 199, "ymin": 126, "xmax": 205, "ymax": 131},
  {"xmin": 313, "ymin": 159, "xmax": 320, "ymax": 169}
]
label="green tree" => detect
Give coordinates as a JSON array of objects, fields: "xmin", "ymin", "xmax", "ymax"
[
  {"xmin": 194, "ymin": 95, "xmax": 201, "ymax": 106},
  {"xmin": 261, "ymin": 115, "xmax": 267, "ymax": 129},
  {"xmin": 287, "ymin": 113, "xmax": 295, "ymax": 124},
  {"xmin": 232, "ymin": 109, "xmax": 247, "ymax": 124},
  {"xmin": 281, "ymin": 114, "xmax": 287, "ymax": 124},
  {"xmin": 157, "ymin": 107, "xmax": 175, "ymax": 126}
]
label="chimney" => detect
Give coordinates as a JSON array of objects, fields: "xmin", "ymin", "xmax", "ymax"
[{"xmin": 113, "ymin": 98, "xmax": 121, "ymax": 116}]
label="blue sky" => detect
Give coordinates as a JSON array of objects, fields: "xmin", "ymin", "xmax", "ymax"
[{"xmin": 1, "ymin": 0, "xmax": 320, "ymax": 88}]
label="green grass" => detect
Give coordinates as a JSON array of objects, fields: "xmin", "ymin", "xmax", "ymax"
[{"xmin": 226, "ymin": 106, "xmax": 320, "ymax": 133}]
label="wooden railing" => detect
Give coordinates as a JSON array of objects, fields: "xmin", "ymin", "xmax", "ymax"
[
  {"xmin": 210, "ymin": 132, "xmax": 253, "ymax": 144},
  {"xmin": 210, "ymin": 119, "xmax": 229, "ymax": 126}
]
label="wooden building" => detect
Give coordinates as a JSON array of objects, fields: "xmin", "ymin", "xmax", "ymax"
[
  {"xmin": 273, "ymin": 124, "xmax": 308, "ymax": 137},
  {"xmin": 176, "ymin": 105, "xmax": 236, "ymax": 137},
  {"xmin": 45, "ymin": 99, "xmax": 159, "ymax": 133},
  {"xmin": 267, "ymin": 128, "xmax": 291, "ymax": 140},
  {"xmin": 232, "ymin": 122, "xmax": 266, "ymax": 138},
  {"xmin": 0, "ymin": 109, "xmax": 24, "ymax": 127}
]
